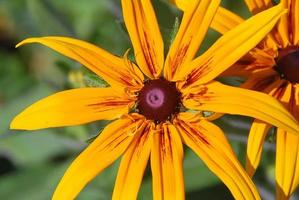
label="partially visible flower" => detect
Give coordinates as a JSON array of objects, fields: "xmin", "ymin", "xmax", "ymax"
[
  {"xmin": 173, "ymin": 0, "xmax": 299, "ymax": 199},
  {"xmin": 11, "ymin": 0, "xmax": 298, "ymax": 199}
]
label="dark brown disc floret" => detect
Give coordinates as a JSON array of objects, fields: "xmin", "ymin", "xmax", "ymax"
[
  {"xmin": 137, "ymin": 78, "xmax": 181, "ymax": 123},
  {"xmin": 275, "ymin": 46, "xmax": 299, "ymax": 83}
]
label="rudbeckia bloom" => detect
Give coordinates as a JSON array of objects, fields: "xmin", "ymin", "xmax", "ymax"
[
  {"xmin": 173, "ymin": 0, "xmax": 299, "ymax": 199},
  {"xmin": 11, "ymin": 0, "xmax": 299, "ymax": 199}
]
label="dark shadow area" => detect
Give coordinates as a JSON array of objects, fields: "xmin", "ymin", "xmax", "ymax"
[
  {"xmin": 0, "ymin": 155, "xmax": 17, "ymax": 175},
  {"xmin": 186, "ymin": 184, "xmax": 233, "ymax": 200}
]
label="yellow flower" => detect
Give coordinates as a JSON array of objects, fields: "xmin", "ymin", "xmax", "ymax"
[
  {"xmin": 174, "ymin": 0, "xmax": 299, "ymax": 199},
  {"xmin": 10, "ymin": 1, "xmax": 299, "ymax": 199}
]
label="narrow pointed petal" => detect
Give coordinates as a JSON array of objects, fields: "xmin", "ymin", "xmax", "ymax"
[
  {"xmin": 176, "ymin": 112, "xmax": 233, "ymax": 151},
  {"xmin": 174, "ymin": 4, "xmax": 286, "ymax": 83},
  {"xmin": 182, "ymin": 81, "xmax": 299, "ymax": 136},
  {"xmin": 151, "ymin": 123, "xmax": 184, "ymax": 200},
  {"xmin": 52, "ymin": 114, "xmax": 145, "ymax": 200},
  {"xmin": 275, "ymin": 82, "xmax": 299, "ymax": 200},
  {"xmin": 211, "ymin": 6, "xmax": 278, "ymax": 49},
  {"xmin": 242, "ymin": 73, "xmax": 283, "ymax": 95},
  {"xmin": 112, "ymin": 122, "xmax": 153, "ymax": 200},
  {"xmin": 211, "ymin": 7, "xmax": 244, "ymax": 34},
  {"xmin": 169, "ymin": 0, "xmax": 196, "ymax": 11},
  {"xmin": 273, "ymin": 82, "xmax": 298, "ymax": 116},
  {"xmin": 246, "ymin": 119, "xmax": 271, "ymax": 177},
  {"xmin": 272, "ymin": 0, "xmax": 290, "ymax": 47},
  {"xmin": 220, "ymin": 50, "xmax": 276, "ymax": 78},
  {"xmin": 174, "ymin": 117, "xmax": 261, "ymax": 200},
  {"xmin": 290, "ymin": 0, "xmax": 299, "ymax": 45},
  {"xmin": 10, "ymin": 88, "xmax": 134, "ymax": 130},
  {"xmin": 244, "ymin": 0, "xmax": 273, "ymax": 14},
  {"xmin": 121, "ymin": 0, "xmax": 164, "ymax": 79},
  {"xmin": 276, "ymin": 128, "xmax": 299, "ymax": 200},
  {"xmin": 16, "ymin": 37, "xmax": 144, "ymax": 90},
  {"xmin": 164, "ymin": 0, "xmax": 221, "ymax": 80}
]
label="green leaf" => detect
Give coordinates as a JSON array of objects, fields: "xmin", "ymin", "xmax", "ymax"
[
  {"xmin": 0, "ymin": 159, "xmax": 120, "ymax": 200},
  {"xmin": 169, "ymin": 17, "xmax": 180, "ymax": 45},
  {"xmin": 0, "ymin": 83, "xmax": 56, "ymax": 134},
  {"xmin": 183, "ymin": 149, "xmax": 220, "ymax": 192},
  {"xmin": 83, "ymin": 72, "xmax": 109, "ymax": 88},
  {"xmin": 0, "ymin": 130, "xmax": 81, "ymax": 166}
]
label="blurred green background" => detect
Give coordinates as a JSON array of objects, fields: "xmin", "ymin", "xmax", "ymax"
[{"xmin": 0, "ymin": 0, "xmax": 297, "ymax": 199}]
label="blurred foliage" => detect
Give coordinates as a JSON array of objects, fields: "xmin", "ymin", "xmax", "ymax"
[{"xmin": 0, "ymin": 0, "xmax": 297, "ymax": 199}]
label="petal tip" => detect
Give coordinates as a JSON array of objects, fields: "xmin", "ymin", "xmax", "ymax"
[
  {"xmin": 10, "ymin": 113, "xmax": 35, "ymax": 131},
  {"xmin": 10, "ymin": 119, "xmax": 21, "ymax": 130},
  {"xmin": 275, "ymin": 3, "xmax": 288, "ymax": 14},
  {"xmin": 15, "ymin": 38, "xmax": 33, "ymax": 48},
  {"xmin": 15, "ymin": 37, "xmax": 42, "ymax": 48},
  {"xmin": 15, "ymin": 41, "xmax": 24, "ymax": 48},
  {"xmin": 10, "ymin": 115, "xmax": 25, "ymax": 130}
]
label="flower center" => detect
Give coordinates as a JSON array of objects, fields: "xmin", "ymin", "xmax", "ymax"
[
  {"xmin": 275, "ymin": 46, "xmax": 299, "ymax": 83},
  {"xmin": 137, "ymin": 78, "xmax": 181, "ymax": 123}
]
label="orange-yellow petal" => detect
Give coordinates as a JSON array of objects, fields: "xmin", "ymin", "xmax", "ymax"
[
  {"xmin": 276, "ymin": 128, "xmax": 299, "ymax": 200},
  {"xmin": 182, "ymin": 81, "xmax": 299, "ymax": 136},
  {"xmin": 243, "ymin": 77, "xmax": 287, "ymax": 178},
  {"xmin": 164, "ymin": 0, "xmax": 220, "ymax": 80},
  {"xmin": 10, "ymin": 88, "xmax": 134, "ymax": 130},
  {"xmin": 220, "ymin": 50, "xmax": 276, "ymax": 78},
  {"xmin": 151, "ymin": 123, "xmax": 184, "ymax": 200},
  {"xmin": 290, "ymin": 0, "xmax": 299, "ymax": 45},
  {"xmin": 174, "ymin": 4, "xmax": 286, "ymax": 83},
  {"xmin": 244, "ymin": 0, "xmax": 273, "ymax": 14},
  {"xmin": 121, "ymin": 0, "xmax": 164, "ymax": 79},
  {"xmin": 52, "ymin": 114, "xmax": 145, "ymax": 200},
  {"xmin": 273, "ymin": 81, "xmax": 297, "ymax": 113},
  {"xmin": 273, "ymin": 0, "xmax": 290, "ymax": 47},
  {"xmin": 16, "ymin": 37, "xmax": 144, "ymax": 90},
  {"xmin": 246, "ymin": 119, "xmax": 271, "ymax": 177},
  {"xmin": 176, "ymin": 112, "xmax": 232, "ymax": 151},
  {"xmin": 211, "ymin": 6, "xmax": 277, "ymax": 49},
  {"xmin": 174, "ymin": 117, "xmax": 261, "ymax": 200},
  {"xmin": 211, "ymin": 6, "xmax": 244, "ymax": 35},
  {"xmin": 112, "ymin": 122, "xmax": 153, "ymax": 200},
  {"xmin": 169, "ymin": 0, "xmax": 196, "ymax": 11},
  {"xmin": 274, "ymin": 81, "xmax": 299, "ymax": 200}
]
